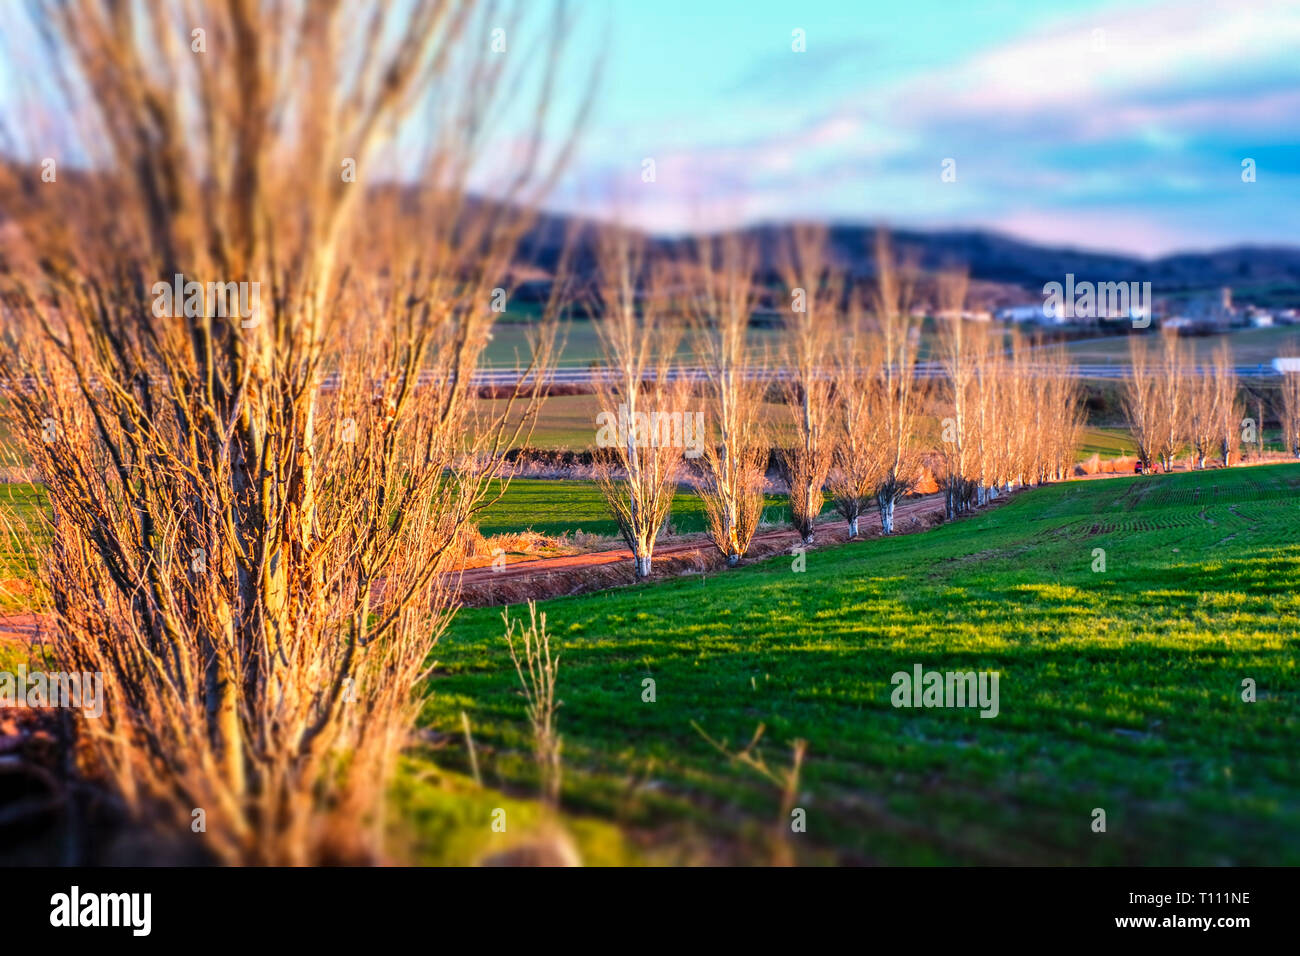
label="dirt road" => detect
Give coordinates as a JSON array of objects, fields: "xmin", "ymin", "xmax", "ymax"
[{"xmin": 454, "ymin": 491, "xmax": 955, "ymax": 607}]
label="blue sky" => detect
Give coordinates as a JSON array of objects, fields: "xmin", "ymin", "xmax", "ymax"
[
  {"xmin": 2, "ymin": 0, "xmax": 1295, "ymax": 257},
  {"xmin": 539, "ymin": 0, "xmax": 1300, "ymax": 256}
]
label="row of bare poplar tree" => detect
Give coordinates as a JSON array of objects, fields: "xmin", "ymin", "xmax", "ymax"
[
  {"xmin": 934, "ymin": 273, "xmax": 1083, "ymax": 520},
  {"xmin": 1125, "ymin": 329, "xmax": 1300, "ymax": 469},
  {"xmin": 589, "ymin": 227, "xmax": 1085, "ymax": 581},
  {"xmin": 1123, "ymin": 330, "xmax": 1243, "ymax": 470}
]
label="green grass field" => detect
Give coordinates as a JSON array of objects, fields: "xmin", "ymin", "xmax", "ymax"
[{"xmin": 412, "ymin": 464, "xmax": 1300, "ymax": 865}]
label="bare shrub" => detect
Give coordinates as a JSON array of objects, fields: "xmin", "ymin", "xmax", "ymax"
[
  {"xmin": 694, "ymin": 721, "xmax": 808, "ymax": 867},
  {"xmin": 503, "ymin": 602, "xmax": 562, "ymax": 807},
  {"xmin": 0, "ymin": 0, "xmax": 579, "ymax": 864}
]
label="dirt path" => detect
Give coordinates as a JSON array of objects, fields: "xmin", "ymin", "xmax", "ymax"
[{"xmin": 0, "ymin": 612, "xmax": 44, "ymax": 645}]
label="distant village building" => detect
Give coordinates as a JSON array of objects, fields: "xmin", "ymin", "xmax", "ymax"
[
  {"xmin": 996, "ymin": 304, "xmax": 1061, "ymax": 325},
  {"xmin": 1181, "ymin": 286, "xmax": 1237, "ymax": 329},
  {"xmin": 934, "ymin": 308, "xmax": 992, "ymax": 323},
  {"xmin": 1247, "ymin": 309, "xmax": 1274, "ymax": 328}
]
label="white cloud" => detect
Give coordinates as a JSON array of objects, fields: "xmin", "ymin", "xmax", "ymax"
[{"xmin": 896, "ymin": 0, "xmax": 1300, "ymax": 119}]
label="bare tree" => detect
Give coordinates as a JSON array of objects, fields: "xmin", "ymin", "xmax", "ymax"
[
  {"xmin": 1187, "ymin": 348, "xmax": 1224, "ymax": 470},
  {"xmin": 827, "ymin": 295, "xmax": 883, "ymax": 537},
  {"xmin": 1153, "ymin": 326, "xmax": 1191, "ymax": 471},
  {"xmin": 683, "ymin": 237, "xmax": 767, "ymax": 565},
  {"xmin": 984, "ymin": 329, "xmax": 1016, "ymax": 494},
  {"xmin": 1123, "ymin": 336, "xmax": 1162, "ymax": 472},
  {"xmin": 777, "ymin": 226, "xmax": 836, "ymax": 545},
  {"xmin": 591, "ymin": 230, "xmax": 686, "ymax": 579},
  {"xmin": 1278, "ymin": 340, "xmax": 1300, "ymax": 459},
  {"xmin": 1211, "ymin": 342, "xmax": 1241, "ymax": 466},
  {"xmin": 935, "ymin": 269, "xmax": 978, "ymax": 518},
  {"xmin": 869, "ymin": 233, "xmax": 922, "ymax": 534},
  {"xmin": 1046, "ymin": 342, "xmax": 1085, "ymax": 481},
  {"xmin": 0, "ymin": 0, "xmax": 580, "ymax": 864}
]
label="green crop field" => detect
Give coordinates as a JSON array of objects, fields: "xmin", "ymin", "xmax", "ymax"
[
  {"xmin": 408, "ymin": 464, "xmax": 1300, "ymax": 865},
  {"xmin": 475, "ymin": 392, "xmax": 797, "ymax": 451},
  {"xmin": 481, "ymin": 317, "xmax": 784, "ymax": 370},
  {"xmin": 1063, "ymin": 325, "xmax": 1300, "ymax": 366},
  {"xmin": 1076, "ymin": 426, "xmax": 1137, "ymax": 459},
  {"xmin": 476, "ymin": 477, "xmax": 812, "ymax": 539}
]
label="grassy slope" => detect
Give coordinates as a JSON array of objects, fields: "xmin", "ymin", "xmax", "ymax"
[{"xmin": 415, "ymin": 464, "xmax": 1300, "ymax": 865}]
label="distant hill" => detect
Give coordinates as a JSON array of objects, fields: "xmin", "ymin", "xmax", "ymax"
[
  {"xmin": 5, "ymin": 165, "xmax": 1296, "ymax": 307},
  {"xmin": 515, "ymin": 209, "xmax": 1300, "ymax": 308}
]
